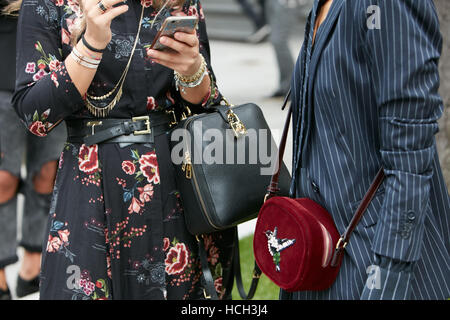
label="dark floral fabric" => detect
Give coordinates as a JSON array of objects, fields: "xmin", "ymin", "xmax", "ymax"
[
  {"xmin": 13, "ymin": 0, "xmax": 221, "ymax": 135},
  {"xmin": 13, "ymin": 0, "xmax": 235, "ymax": 300}
]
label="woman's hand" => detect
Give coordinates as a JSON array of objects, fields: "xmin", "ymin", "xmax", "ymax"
[
  {"xmin": 146, "ymin": 30, "xmax": 203, "ymax": 77},
  {"xmin": 82, "ymin": 0, "xmax": 129, "ymax": 51}
]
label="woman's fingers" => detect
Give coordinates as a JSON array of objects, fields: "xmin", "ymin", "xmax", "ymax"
[
  {"xmin": 97, "ymin": 3, "xmax": 129, "ymax": 23},
  {"xmin": 158, "ymin": 36, "xmax": 190, "ymax": 55},
  {"xmin": 174, "ymin": 31, "xmax": 199, "ymax": 48},
  {"xmin": 84, "ymin": 0, "xmax": 127, "ymax": 12}
]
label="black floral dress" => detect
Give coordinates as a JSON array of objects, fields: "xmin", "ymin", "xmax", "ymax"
[{"xmin": 13, "ymin": 0, "xmax": 236, "ymax": 300}]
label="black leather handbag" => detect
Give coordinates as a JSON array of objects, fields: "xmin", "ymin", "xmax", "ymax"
[
  {"xmin": 169, "ymin": 101, "xmax": 291, "ymax": 235},
  {"xmin": 169, "ymin": 99, "xmax": 291, "ymax": 299}
]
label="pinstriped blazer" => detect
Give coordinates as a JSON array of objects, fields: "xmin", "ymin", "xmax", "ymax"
[{"xmin": 284, "ymin": 0, "xmax": 450, "ymax": 300}]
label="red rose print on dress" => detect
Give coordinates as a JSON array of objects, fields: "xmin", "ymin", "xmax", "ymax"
[
  {"xmin": 78, "ymin": 144, "xmax": 99, "ymax": 174},
  {"xmin": 214, "ymin": 277, "xmax": 223, "ymax": 293},
  {"xmin": 163, "ymin": 237, "xmax": 170, "ymax": 251},
  {"xmin": 165, "ymin": 242, "xmax": 189, "ymax": 275},
  {"xmin": 29, "ymin": 121, "xmax": 47, "ymax": 137},
  {"xmin": 141, "ymin": 0, "xmax": 152, "ymax": 8},
  {"xmin": 147, "ymin": 96, "xmax": 157, "ymax": 111},
  {"xmin": 139, "ymin": 152, "xmax": 160, "ymax": 184},
  {"xmin": 46, "ymin": 235, "xmax": 62, "ymax": 253},
  {"xmin": 122, "ymin": 160, "xmax": 136, "ymax": 175}
]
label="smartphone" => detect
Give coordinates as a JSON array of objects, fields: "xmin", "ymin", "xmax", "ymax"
[{"xmin": 150, "ymin": 16, "xmax": 199, "ymax": 51}]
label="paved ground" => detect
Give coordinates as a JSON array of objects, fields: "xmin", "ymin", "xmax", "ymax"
[{"xmin": 5, "ymin": 33, "xmax": 305, "ymax": 300}]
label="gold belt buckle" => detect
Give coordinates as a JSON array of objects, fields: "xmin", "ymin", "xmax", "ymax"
[
  {"xmin": 86, "ymin": 121, "xmax": 103, "ymax": 135},
  {"xmin": 132, "ymin": 116, "xmax": 151, "ymax": 135}
]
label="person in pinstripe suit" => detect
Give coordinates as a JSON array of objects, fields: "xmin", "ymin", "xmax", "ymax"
[{"xmin": 283, "ymin": 0, "xmax": 450, "ymax": 300}]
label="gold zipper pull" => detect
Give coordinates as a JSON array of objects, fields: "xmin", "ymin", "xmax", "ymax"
[{"xmin": 182, "ymin": 151, "xmax": 192, "ymax": 180}]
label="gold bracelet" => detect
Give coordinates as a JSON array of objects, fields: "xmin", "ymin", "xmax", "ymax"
[{"xmin": 174, "ymin": 55, "xmax": 207, "ymax": 84}]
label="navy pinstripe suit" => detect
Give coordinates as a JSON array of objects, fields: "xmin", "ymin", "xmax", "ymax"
[{"xmin": 283, "ymin": 0, "xmax": 450, "ymax": 300}]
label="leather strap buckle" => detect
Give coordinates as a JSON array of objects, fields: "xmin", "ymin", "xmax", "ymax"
[
  {"xmin": 166, "ymin": 109, "xmax": 178, "ymax": 128},
  {"xmin": 132, "ymin": 116, "xmax": 151, "ymax": 135},
  {"xmin": 86, "ymin": 120, "xmax": 103, "ymax": 135},
  {"xmin": 336, "ymin": 237, "xmax": 348, "ymax": 250}
]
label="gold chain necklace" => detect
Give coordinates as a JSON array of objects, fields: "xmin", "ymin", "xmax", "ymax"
[{"xmin": 84, "ymin": 5, "xmax": 145, "ymax": 118}]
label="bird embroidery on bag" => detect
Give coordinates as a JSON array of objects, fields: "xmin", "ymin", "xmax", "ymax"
[{"xmin": 265, "ymin": 227, "xmax": 296, "ymax": 272}]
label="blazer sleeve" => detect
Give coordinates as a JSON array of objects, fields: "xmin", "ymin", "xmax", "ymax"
[
  {"xmin": 12, "ymin": 0, "xmax": 84, "ymax": 137},
  {"xmin": 360, "ymin": 0, "xmax": 443, "ymax": 262}
]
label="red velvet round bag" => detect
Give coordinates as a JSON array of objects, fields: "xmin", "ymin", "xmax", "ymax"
[
  {"xmin": 253, "ymin": 197, "xmax": 342, "ymax": 292},
  {"xmin": 252, "ymin": 98, "xmax": 385, "ymax": 292}
]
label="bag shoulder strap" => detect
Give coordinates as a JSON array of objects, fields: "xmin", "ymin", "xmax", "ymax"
[
  {"xmin": 265, "ymin": 90, "xmax": 293, "ymax": 199},
  {"xmin": 330, "ymin": 167, "xmax": 385, "ymax": 266}
]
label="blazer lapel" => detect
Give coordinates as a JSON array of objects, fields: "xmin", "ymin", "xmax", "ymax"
[
  {"xmin": 307, "ymin": 0, "xmax": 345, "ymax": 107},
  {"xmin": 298, "ymin": 0, "xmax": 344, "ymax": 165},
  {"xmin": 291, "ymin": 0, "xmax": 320, "ymax": 195}
]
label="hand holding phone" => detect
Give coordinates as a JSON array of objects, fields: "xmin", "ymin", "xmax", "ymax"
[{"xmin": 150, "ymin": 16, "xmax": 199, "ymax": 51}]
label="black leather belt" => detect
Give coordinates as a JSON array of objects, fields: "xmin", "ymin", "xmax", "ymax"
[{"xmin": 66, "ymin": 113, "xmax": 171, "ymax": 147}]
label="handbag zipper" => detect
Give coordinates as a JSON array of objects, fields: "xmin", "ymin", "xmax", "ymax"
[
  {"xmin": 182, "ymin": 151, "xmax": 192, "ymax": 179},
  {"xmin": 182, "ymin": 116, "xmax": 221, "ymax": 231}
]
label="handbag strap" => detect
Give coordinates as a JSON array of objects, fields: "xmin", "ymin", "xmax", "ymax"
[
  {"xmin": 265, "ymin": 89, "xmax": 293, "ymax": 200},
  {"xmin": 233, "ymin": 232, "xmax": 262, "ymax": 300},
  {"xmin": 265, "ymin": 89, "xmax": 386, "ymax": 268},
  {"xmin": 330, "ymin": 167, "xmax": 385, "ymax": 267},
  {"xmin": 198, "ymin": 229, "xmax": 262, "ymax": 300}
]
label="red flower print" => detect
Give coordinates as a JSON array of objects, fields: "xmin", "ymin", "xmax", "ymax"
[
  {"xmin": 49, "ymin": 59, "xmax": 62, "ymax": 72},
  {"xmin": 165, "ymin": 243, "xmax": 189, "ymax": 275},
  {"xmin": 51, "ymin": 73, "xmax": 59, "ymax": 88},
  {"xmin": 25, "ymin": 62, "xmax": 36, "ymax": 74},
  {"xmin": 121, "ymin": 160, "xmax": 136, "ymax": 175},
  {"xmin": 78, "ymin": 144, "xmax": 99, "ymax": 174},
  {"xmin": 138, "ymin": 184, "xmax": 154, "ymax": 203},
  {"xmin": 139, "ymin": 152, "xmax": 160, "ymax": 184},
  {"xmin": 163, "ymin": 237, "xmax": 170, "ymax": 251},
  {"xmin": 140, "ymin": 0, "xmax": 152, "ymax": 8},
  {"xmin": 96, "ymin": 280, "xmax": 103, "ymax": 289},
  {"xmin": 128, "ymin": 197, "xmax": 144, "ymax": 215},
  {"xmin": 29, "ymin": 121, "xmax": 47, "ymax": 137},
  {"xmin": 46, "ymin": 235, "xmax": 62, "ymax": 253},
  {"xmin": 54, "ymin": 0, "xmax": 64, "ymax": 7},
  {"xmin": 208, "ymin": 245, "xmax": 219, "ymax": 266},
  {"xmin": 146, "ymin": 96, "xmax": 157, "ymax": 111},
  {"xmin": 214, "ymin": 277, "xmax": 223, "ymax": 293},
  {"xmin": 57, "ymin": 229, "xmax": 70, "ymax": 243},
  {"xmin": 32, "ymin": 69, "xmax": 48, "ymax": 82},
  {"xmin": 188, "ymin": 5, "xmax": 198, "ymax": 18}
]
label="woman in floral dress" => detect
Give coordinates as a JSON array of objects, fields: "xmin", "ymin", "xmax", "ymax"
[{"xmin": 12, "ymin": 0, "xmax": 235, "ymax": 300}]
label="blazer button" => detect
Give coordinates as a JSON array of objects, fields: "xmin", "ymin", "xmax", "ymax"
[
  {"xmin": 407, "ymin": 211, "xmax": 416, "ymax": 222},
  {"xmin": 311, "ymin": 181, "xmax": 320, "ymax": 194}
]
